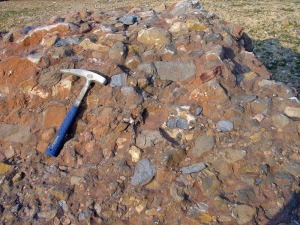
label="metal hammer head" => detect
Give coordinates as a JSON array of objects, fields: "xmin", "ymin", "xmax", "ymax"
[{"xmin": 60, "ymin": 69, "xmax": 107, "ymax": 85}]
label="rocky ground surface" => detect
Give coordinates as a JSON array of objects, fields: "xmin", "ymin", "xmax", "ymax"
[
  {"xmin": 0, "ymin": 0, "xmax": 300, "ymax": 224},
  {"xmin": 1, "ymin": 0, "xmax": 299, "ymax": 93}
]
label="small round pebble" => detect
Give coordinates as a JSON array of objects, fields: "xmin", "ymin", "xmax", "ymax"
[
  {"xmin": 194, "ymin": 107, "xmax": 203, "ymax": 116},
  {"xmin": 216, "ymin": 120, "xmax": 233, "ymax": 132}
]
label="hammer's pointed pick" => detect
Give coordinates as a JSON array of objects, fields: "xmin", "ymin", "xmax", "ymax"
[{"xmin": 60, "ymin": 69, "xmax": 107, "ymax": 85}]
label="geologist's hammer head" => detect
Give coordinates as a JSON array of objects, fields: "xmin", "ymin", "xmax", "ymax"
[{"xmin": 60, "ymin": 69, "xmax": 107, "ymax": 85}]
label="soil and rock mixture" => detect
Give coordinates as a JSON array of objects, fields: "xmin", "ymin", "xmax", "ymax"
[{"xmin": 0, "ymin": 0, "xmax": 300, "ymax": 224}]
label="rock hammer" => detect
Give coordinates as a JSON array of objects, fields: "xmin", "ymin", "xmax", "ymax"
[{"xmin": 45, "ymin": 69, "xmax": 107, "ymax": 157}]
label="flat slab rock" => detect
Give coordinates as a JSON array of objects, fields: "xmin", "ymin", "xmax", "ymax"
[
  {"xmin": 0, "ymin": 123, "xmax": 33, "ymax": 144},
  {"xmin": 154, "ymin": 61, "xmax": 196, "ymax": 81}
]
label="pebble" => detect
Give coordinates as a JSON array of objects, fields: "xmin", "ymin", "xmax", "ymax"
[
  {"xmin": 58, "ymin": 200, "xmax": 68, "ymax": 212},
  {"xmin": 180, "ymin": 162, "xmax": 206, "ymax": 174},
  {"xmin": 21, "ymin": 26, "xmax": 34, "ymax": 34},
  {"xmin": 131, "ymin": 158, "xmax": 157, "ymax": 186},
  {"xmin": 216, "ymin": 120, "xmax": 234, "ymax": 132},
  {"xmin": 110, "ymin": 73, "xmax": 128, "ymax": 87},
  {"xmin": 54, "ymin": 35, "xmax": 82, "ymax": 47},
  {"xmin": 118, "ymin": 15, "xmax": 140, "ymax": 25},
  {"xmin": 78, "ymin": 212, "xmax": 85, "ymax": 221},
  {"xmin": 48, "ymin": 165, "xmax": 58, "ymax": 173},
  {"xmin": 192, "ymin": 135, "xmax": 216, "ymax": 157},
  {"xmin": 194, "ymin": 107, "xmax": 203, "ymax": 116},
  {"xmin": 166, "ymin": 118, "xmax": 189, "ymax": 130}
]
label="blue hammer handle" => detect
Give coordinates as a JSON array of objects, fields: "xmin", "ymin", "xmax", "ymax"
[{"xmin": 45, "ymin": 105, "xmax": 79, "ymax": 157}]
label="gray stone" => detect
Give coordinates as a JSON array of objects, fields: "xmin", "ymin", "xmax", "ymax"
[
  {"xmin": 58, "ymin": 200, "xmax": 68, "ymax": 212},
  {"xmin": 203, "ymin": 32, "xmax": 223, "ymax": 43},
  {"xmin": 186, "ymin": 203, "xmax": 208, "ymax": 216},
  {"xmin": 166, "ymin": 119, "xmax": 177, "ymax": 128},
  {"xmin": 189, "ymin": 50, "xmax": 205, "ymax": 57},
  {"xmin": 108, "ymin": 41, "xmax": 128, "ymax": 64},
  {"xmin": 136, "ymin": 130, "xmax": 163, "ymax": 148},
  {"xmin": 27, "ymin": 52, "xmax": 45, "ymax": 64},
  {"xmin": 21, "ymin": 26, "xmax": 34, "ymax": 34},
  {"xmin": 131, "ymin": 158, "xmax": 157, "ymax": 186},
  {"xmin": 78, "ymin": 212, "xmax": 85, "ymax": 221},
  {"xmin": 10, "ymin": 204, "xmax": 21, "ymax": 213},
  {"xmin": 180, "ymin": 162, "xmax": 206, "ymax": 174},
  {"xmin": 118, "ymin": 15, "xmax": 140, "ymax": 25},
  {"xmin": 281, "ymin": 161, "xmax": 300, "ymax": 177},
  {"xmin": 232, "ymin": 204, "xmax": 256, "ymax": 224},
  {"xmin": 194, "ymin": 107, "xmax": 203, "ymax": 116},
  {"xmin": 274, "ymin": 171, "xmax": 295, "ymax": 182},
  {"xmin": 176, "ymin": 118, "xmax": 189, "ymax": 130},
  {"xmin": 164, "ymin": 43, "xmax": 177, "ymax": 54},
  {"xmin": 154, "ymin": 61, "xmax": 196, "ymax": 81},
  {"xmin": 110, "ymin": 73, "xmax": 128, "ymax": 87},
  {"xmin": 55, "ymin": 35, "xmax": 83, "ymax": 47},
  {"xmin": 201, "ymin": 175, "xmax": 221, "ymax": 196},
  {"xmin": 236, "ymin": 188, "xmax": 256, "ymax": 204},
  {"xmin": 233, "ymin": 95, "xmax": 257, "ymax": 103},
  {"xmin": 48, "ymin": 165, "xmax": 57, "ymax": 173},
  {"xmin": 121, "ymin": 86, "xmax": 135, "ymax": 96},
  {"xmin": 192, "ymin": 135, "xmax": 215, "ymax": 157},
  {"xmin": 166, "ymin": 118, "xmax": 189, "ymax": 129},
  {"xmin": 216, "ymin": 120, "xmax": 234, "ymax": 132},
  {"xmin": 0, "ymin": 123, "xmax": 33, "ymax": 144}
]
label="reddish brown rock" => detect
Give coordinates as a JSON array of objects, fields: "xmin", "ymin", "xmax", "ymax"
[{"xmin": 0, "ymin": 56, "xmax": 37, "ymax": 93}]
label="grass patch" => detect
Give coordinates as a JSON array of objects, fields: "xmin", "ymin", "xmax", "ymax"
[
  {"xmin": 281, "ymin": 7, "xmax": 295, "ymax": 12},
  {"xmin": 0, "ymin": 8, "xmax": 40, "ymax": 29}
]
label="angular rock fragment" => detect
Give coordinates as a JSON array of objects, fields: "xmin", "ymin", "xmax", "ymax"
[
  {"xmin": 136, "ymin": 130, "xmax": 163, "ymax": 148},
  {"xmin": 131, "ymin": 158, "xmax": 157, "ymax": 186},
  {"xmin": 154, "ymin": 61, "xmax": 196, "ymax": 81},
  {"xmin": 137, "ymin": 28, "xmax": 172, "ymax": 46},
  {"xmin": 119, "ymin": 15, "xmax": 140, "ymax": 25},
  {"xmin": 110, "ymin": 73, "xmax": 128, "ymax": 87},
  {"xmin": 284, "ymin": 106, "xmax": 300, "ymax": 120},
  {"xmin": 216, "ymin": 120, "xmax": 234, "ymax": 132},
  {"xmin": 192, "ymin": 135, "xmax": 215, "ymax": 157},
  {"xmin": 109, "ymin": 41, "xmax": 128, "ymax": 64}
]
